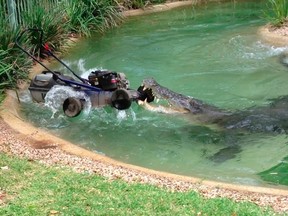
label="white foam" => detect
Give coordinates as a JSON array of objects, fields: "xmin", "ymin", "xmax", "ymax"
[
  {"xmin": 44, "ymin": 85, "xmax": 92, "ymax": 118},
  {"xmin": 229, "ymin": 35, "xmax": 288, "ymax": 60},
  {"xmin": 19, "ymin": 89, "xmax": 33, "ymax": 103}
]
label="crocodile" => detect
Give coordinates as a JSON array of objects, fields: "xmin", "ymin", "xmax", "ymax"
[
  {"xmin": 137, "ymin": 78, "xmax": 231, "ymax": 122},
  {"xmin": 137, "ymin": 77, "xmax": 288, "ymax": 163},
  {"xmin": 138, "ymin": 77, "xmax": 288, "ymax": 134}
]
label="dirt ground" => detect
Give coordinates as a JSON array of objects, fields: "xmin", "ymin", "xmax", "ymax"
[{"xmin": 258, "ymin": 23, "xmax": 288, "ymax": 47}]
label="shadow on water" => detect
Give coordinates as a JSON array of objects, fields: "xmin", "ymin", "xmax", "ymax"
[
  {"xmin": 208, "ymin": 95, "xmax": 288, "ymax": 184},
  {"xmin": 216, "ymin": 95, "xmax": 288, "ymax": 134}
]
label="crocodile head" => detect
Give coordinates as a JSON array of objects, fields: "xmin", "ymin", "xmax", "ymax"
[{"xmin": 137, "ymin": 78, "xmax": 215, "ymax": 114}]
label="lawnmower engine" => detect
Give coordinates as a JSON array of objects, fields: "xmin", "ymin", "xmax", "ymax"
[
  {"xmin": 88, "ymin": 70, "xmax": 129, "ymax": 90},
  {"xmin": 86, "ymin": 70, "xmax": 138, "ymax": 111},
  {"xmin": 29, "ymin": 70, "xmax": 140, "ymax": 117}
]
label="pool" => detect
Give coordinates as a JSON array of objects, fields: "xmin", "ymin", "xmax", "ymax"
[{"xmin": 21, "ymin": 0, "xmax": 288, "ymax": 188}]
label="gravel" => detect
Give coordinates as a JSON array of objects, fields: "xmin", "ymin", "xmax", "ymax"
[{"xmin": 0, "ymin": 118, "xmax": 287, "ymax": 213}]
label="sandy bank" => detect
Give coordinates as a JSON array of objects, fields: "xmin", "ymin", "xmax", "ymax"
[{"xmin": 258, "ymin": 25, "xmax": 288, "ymax": 47}]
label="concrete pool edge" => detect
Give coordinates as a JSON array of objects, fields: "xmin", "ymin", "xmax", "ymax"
[{"xmin": 1, "ymin": 90, "xmax": 288, "ymax": 198}]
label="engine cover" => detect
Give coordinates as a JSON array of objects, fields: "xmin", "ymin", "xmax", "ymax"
[{"xmin": 88, "ymin": 70, "xmax": 129, "ymax": 90}]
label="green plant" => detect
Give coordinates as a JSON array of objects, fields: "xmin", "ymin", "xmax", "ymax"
[
  {"xmin": 21, "ymin": 0, "xmax": 67, "ymax": 56},
  {"xmin": 63, "ymin": 0, "xmax": 96, "ymax": 36},
  {"xmin": 0, "ymin": 48, "xmax": 30, "ymax": 89},
  {"xmin": 0, "ymin": 50, "xmax": 13, "ymax": 87},
  {"xmin": 89, "ymin": 0, "xmax": 123, "ymax": 32},
  {"xmin": 150, "ymin": 0, "xmax": 166, "ymax": 4},
  {"xmin": 0, "ymin": 17, "xmax": 30, "ymax": 91},
  {"xmin": 119, "ymin": 0, "xmax": 146, "ymax": 9},
  {"xmin": 118, "ymin": 0, "xmax": 166, "ymax": 10},
  {"xmin": 64, "ymin": 0, "xmax": 122, "ymax": 36},
  {"xmin": 264, "ymin": 0, "xmax": 288, "ymax": 26},
  {"xmin": 0, "ymin": 30, "xmax": 30, "ymax": 85},
  {"xmin": 0, "ymin": 153, "xmax": 277, "ymax": 215}
]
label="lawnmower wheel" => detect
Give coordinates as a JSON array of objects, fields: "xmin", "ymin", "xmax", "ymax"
[
  {"xmin": 111, "ymin": 89, "xmax": 132, "ymax": 110},
  {"xmin": 63, "ymin": 97, "xmax": 83, "ymax": 117}
]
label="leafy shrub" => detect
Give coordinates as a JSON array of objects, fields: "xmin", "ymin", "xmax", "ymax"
[
  {"xmin": 0, "ymin": 15, "xmax": 30, "ymax": 90},
  {"xmin": 21, "ymin": 0, "xmax": 67, "ymax": 56},
  {"xmin": 118, "ymin": 0, "xmax": 166, "ymax": 9},
  {"xmin": 63, "ymin": 0, "xmax": 122, "ymax": 36}
]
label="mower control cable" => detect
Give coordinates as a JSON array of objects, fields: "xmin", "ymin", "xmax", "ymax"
[{"xmin": 15, "ymin": 28, "xmax": 102, "ymax": 92}]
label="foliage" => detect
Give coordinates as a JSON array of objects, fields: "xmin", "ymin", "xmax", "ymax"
[
  {"xmin": 0, "ymin": 153, "xmax": 277, "ymax": 216},
  {"xmin": 21, "ymin": 0, "xmax": 67, "ymax": 56},
  {"xmin": 63, "ymin": 0, "xmax": 95, "ymax": 36},
  {"xmin": 0, "ymin": 0, "xmax": 122, "ymax": 100},
  {"xmin": 87, "ymin": 0, "xmax": 123, "ymax": 32},
  {"xmin": 264, "ymin": 0, "xmax": 288, "ymax": 26},
  {"xmin": 0, "ymin": 48, "xmax": 30, "ymax": 89},
  {"xmin": 63, "ymin": 0, "xmax": 122, "ymax": 36},
  {"xmin": 118, "ymin": 0, "xmax": 166, "ymax": 9},
  {"xmin": 0, "ymin": 17, "xmax": 30, "ymax": 90}
]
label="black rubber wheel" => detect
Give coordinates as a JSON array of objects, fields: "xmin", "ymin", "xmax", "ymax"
[
  {"xmin": 63, "ymin": 97, "xmax": 83, "ymax": 117},
  {"xmin": 111, "ymin": 89, "xmax": 132, "ymax": 110}
]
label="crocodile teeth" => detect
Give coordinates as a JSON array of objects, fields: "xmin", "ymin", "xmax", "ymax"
[{"xmin": 137, "ymin": 100, "xmax": 144, "ymax": 105}]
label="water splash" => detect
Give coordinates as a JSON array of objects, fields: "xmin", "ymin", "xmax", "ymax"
[
  {"xmin": 44, "ymin": 85, "xmax": 92, "ymax": 118},
  {"xmin": 59, "ymin": 57, "xmax": 106, "ymax": 80},
  {"xmin": 116, "ymin": 109, "xmax": 137, "ymax": 123},
  {"xmin": 229, "ymin": 35, "xmax": 288, "ymax": 60},
  {"xmin": 77, "ymin": 58, "xmax": 86, "ymax": 73},
  {"xmin": 19, "ymin": 89, "xmax": 33, "ymax": 103}
]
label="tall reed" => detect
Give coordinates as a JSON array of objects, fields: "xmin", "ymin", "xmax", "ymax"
[
  {"xmin": 264, "ymin": 0, "xmax": 288, "ymax": 26},
  {"xmin": 63, "ymin": 0, "xmax": 122, "ymax": 36},
  {"xmin": 118, "ymin": 0, "xmax": 166, "ymax": 9},
  {"xmin": 0, "ymin": 11, "xmax": 30, "ymax": 91},
  {"xmin": 21, "ymin": 0, "xmax": 67, "ymax": 56}
]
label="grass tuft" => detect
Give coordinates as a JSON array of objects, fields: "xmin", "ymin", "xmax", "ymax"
[{"xmin": 263, "ymin": 0, "xmax": 288, "ymax": 26}]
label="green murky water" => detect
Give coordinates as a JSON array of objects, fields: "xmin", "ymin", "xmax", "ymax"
[{"xmin": 21, "ymin": 0, "xmax": 288, "ymax": 188}]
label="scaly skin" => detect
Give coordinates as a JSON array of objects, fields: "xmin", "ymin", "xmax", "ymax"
[
  {"xmin": 140, "ymin": 78, "xmax": 230, "ymax": 121},
  {"xmin": 139, "ymin": 77, "xmax": 288, "ymax": 134}
]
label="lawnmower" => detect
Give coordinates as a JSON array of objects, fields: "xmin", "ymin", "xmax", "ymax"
[{"xmin": 15, "ymin": 28, "xmax": 153, "ymax": 117}]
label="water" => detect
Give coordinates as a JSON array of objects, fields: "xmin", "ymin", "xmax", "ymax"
[{"xmin": 20, "ymin": 0, "xmax": 288, "ymax": 187}]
